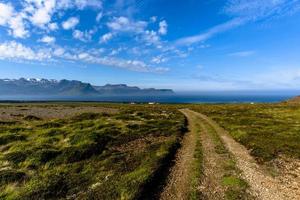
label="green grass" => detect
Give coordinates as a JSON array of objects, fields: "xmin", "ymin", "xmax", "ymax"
[
  {"xmin": 0, "ymin": 104, "xmax": 187, "ymax": 200},
  {"xmin": 188, "ymin": 124, "xmax": 204, "ymax": 200},
  {"xmin": 190, "ymin": 103, "xmax": 300, "ymax": 163}
]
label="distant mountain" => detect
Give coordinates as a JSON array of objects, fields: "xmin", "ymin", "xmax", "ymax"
[
  {"xmin": 0, "ymin": 78, "xmax": 174, "ymax": 96},
  {"xmin": 94, "ymin": 84, "xmax": 174, "ymax": 95}
]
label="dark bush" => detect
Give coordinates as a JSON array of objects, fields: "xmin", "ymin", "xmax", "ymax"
[
  {"xmin": 59, "ymin": 142, "xmax": 106, "ymax": 163},
  {"xmin": 22, "ymin": 172, "xmax": 69, "ymax": 200},
  {"xmin": 38, "ymin": 122, "xmax": 63, "ymax": 128},
  {"xmin": 23, "ymin": 115, "xmax": 41, "ymax": 121},
  {"xmin": 250, "ymin": 146, "xmax": 277, "ymax": 163},
  {"xmin": 0, "ymin": 121, "xmax": 18, "ymax": 126},
  {"xmin": 5, "ymin": 151, "xmax": 28, "ymax": 164},
  {"xmin": 0, "ymin": 133, "xmax": 26, "ymax": 145},
  {"xmin": 33, "ymin": 149, "xmax": 61, "ymax": 163},
  {"xmin": 71, "ymin": 112, "xmax": 104, "ymax": 121},
  {"xmin": 44, "ymin": 129, "xmax": 66, "ymax": 137},
  {"xmin": 126, "ymin": 123, "xmax": 141, "ymax": 130},
  {"xmin": 0, "ymin": 169, "xmax": 26, "ymax": 184},
  {"xmin": 9, "ymin": 127, "xmax": 28, "ymax": 133}
]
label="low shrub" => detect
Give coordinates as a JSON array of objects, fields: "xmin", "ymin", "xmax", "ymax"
[
  {"xmin": 71, "ymin": 112, "xmax": 104, "ymax": 122},
  {"xmin": 0, "ymin": 133, "xmax": 26, "ymax": 145},
  {"xmin": 37, "ymin": 121, "xmax": 63, "ymax": 128},
  {"xmin": 5, "ymin": 151, "xmax": 28, "ymax": 164},
  {"xmin": 58, "ymin": 142, "xmax": 105, "ymax": 163},
  {"xmin": 0, "ymin": 169, "xmax": 26, "ymax": 184},
  {"xmin": 23, "ymin": 115, "xmax": 41, "ymax": 121},
  {"xmin": 32, "ymin": 149, "xmax": 61, "ymax": 164}
]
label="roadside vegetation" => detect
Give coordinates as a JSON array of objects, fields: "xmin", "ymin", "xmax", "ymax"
[
  {"xmin": 189, "ymin": 103, "xmax": 300, "ymax": 163},
  {"xmin": 0, "ymin": 104, "xmax": 186, "ymax": 200}
]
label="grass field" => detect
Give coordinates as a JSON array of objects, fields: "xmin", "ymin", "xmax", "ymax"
[
  {"xmin": 0, "ymin": 103, "xmax": 186, "ymax": 199},
  {"xmin": 189, "ymin": 103, "xmax": 300, "ymax": 163},
  {"xmin": 1, "ymin": 102, "xmax": 300, "ymax": 199}
]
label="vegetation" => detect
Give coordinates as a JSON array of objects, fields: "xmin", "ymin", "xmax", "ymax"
[
  {"xmin": 188, "ymin": 123, "xmax": 204, "ymax": 200},
  {"xmin": 189, "ymin": 103, "xmax": 300, "ymax": 163},
  {"xmin": 2, "ymin": 102, "xmax": 300, "ymax": 199},
  {"xmin": 0, "ymin": 104, "xmax": 186, "ymax": 200}
]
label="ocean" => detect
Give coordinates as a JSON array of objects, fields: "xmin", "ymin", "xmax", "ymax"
[{"xmin": 0, "ymin": 91, "xmax": 298, "ymax": 103}]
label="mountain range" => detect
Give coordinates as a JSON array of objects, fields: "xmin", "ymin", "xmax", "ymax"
[{"xmin": 0, "ymin": 78, "xmax": 174, "ymax": 96}]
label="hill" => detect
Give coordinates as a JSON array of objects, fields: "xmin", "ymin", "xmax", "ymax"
[
  {"xmin": 285, "ymin": 96, "xmax": 300, "ymax": 103},
  {"xmin": 0, "ymin": 78, "xmax": 174, "ymax": 96}
]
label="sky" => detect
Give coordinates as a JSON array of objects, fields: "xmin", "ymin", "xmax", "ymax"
[{"xmin": 0, "ymin": 0, "xmax": 300, "ymax": 91}]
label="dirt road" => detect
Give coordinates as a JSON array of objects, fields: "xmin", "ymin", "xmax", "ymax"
[
  {"xmin": 160, "ymin": 109, "xmax": 300, "ymax": 200},
  {"xmin": 187, "ymin": 109, "xmax": 300, "ymax": 200}
]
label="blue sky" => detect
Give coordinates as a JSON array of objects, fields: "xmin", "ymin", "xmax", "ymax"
[{"xmin": 0, "ymin": 0, "xmax": 300, "ymax": 91}]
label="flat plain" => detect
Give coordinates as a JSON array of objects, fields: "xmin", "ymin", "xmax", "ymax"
[{"xmin": 0, "ymin": 103, "xmax": 299, "ymax": 200}]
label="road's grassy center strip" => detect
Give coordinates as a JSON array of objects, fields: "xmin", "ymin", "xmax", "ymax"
[
  {"xmin": 201, "ymin": 119, "xmax": 252, "ymax": 200},
  {"xmin": 188, "ymin": 122, "xmax": 204, "ymax": 200}
]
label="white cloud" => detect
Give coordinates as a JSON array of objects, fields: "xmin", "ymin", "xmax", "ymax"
[
  {"xmin": 100, "ymin": 32, "xmax": 114, "ymax": 43},
  {"xmin": 158, "ymin": 20, "xmax": 168, "ymax": 35},
  {"xmin": 229, "ymin": 51, "xmax": 255, "ymax": 57},
  {"xmin": 224, "ymin": 0, "xmax": 300, "ymax": 19},
  {"xmin": 0, "ymin": 40, "xmax": 169, "ymax": 73},
  {"xmin": 71, "ymin": 53, "xmax": 159, "ymax": 72},
  {"xmin": 73, "ymin": 30, "xmax": 84, "ymax": 41},
  {"xmin": 175, "ymin": 0, "xmax": 300, "ymax": 46},
  {"xmin": 0, "ymin": 2, "xmax": 28, "ymax": 38},
  {"xmin": 109, "ymin": 47, "xmax": 124, "ymax": 56},
  {"xmin": 62, "ymin": 17, "xmax": 79, "ymax": 30},
  {"xmin": 153, "ymin": 67, "xmax": 170, "ymax": 73},
  {"xmin": 53, "ymin": 47, "xmax": 65, "ymax": 56},
  {"xmin": 143, "ymin": 30, "xmax": 160, "ymax": 45},
  {"xmin": 48, "ymin": 22, "xmax": 58, "ymax": 30},
  {"xmin": 8, "ymin": 14, "xmax": 29, "ymax": 38},
  {"xmin": 107, "ymin": 16, "xmax": 147, "ymax": 34},
  {"xmin": 78, "ymin": 52, "xmax": 90, "ymax": 59},
  {"xmin": 57, "ymin": 0, "xmax": 102, "ymax": 10},
  {"xmin": 150, "ymin": 16, "xmax": 157, "ymax": 23},
  {"xmin": 0, "ymin": 3, "xmax": 14, "ymax": 25},
  {"xmin": 96, "ymin": 12, "xmax": 103, "ymax": 22},
  {"xmin": 175, "ymin": 18, "xmax": 246, "ymax": 46},
  {"xmin": 39, "ymin": 36, "xmax": 56, "ymax": 44},
  {"xmin": 0, "ymin": 41, "xmax": 51, "ymax": 61},
  {"xmin": 74, "ymin": 0, "xmax": 102, "ymax": 10},
  {"xmin": 73, "ymin": 29, "xmax": 94, "ymax": 42},
  {"xmin": 28, "ymin": 0, "xmax": 56, "ymax": 27},
  {"xmin": 151, "ymin": 55, "xmax": 168, "ymax": 64}
]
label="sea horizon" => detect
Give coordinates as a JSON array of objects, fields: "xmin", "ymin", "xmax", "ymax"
[{"xmin": 0, "ymin": 90, "xmax": 298, "ymax": 103}]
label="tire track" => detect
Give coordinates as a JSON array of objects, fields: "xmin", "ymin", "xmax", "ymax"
[{"xmin": 159, "ymin": 109, "xmax": 198, "ymax": 200}]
